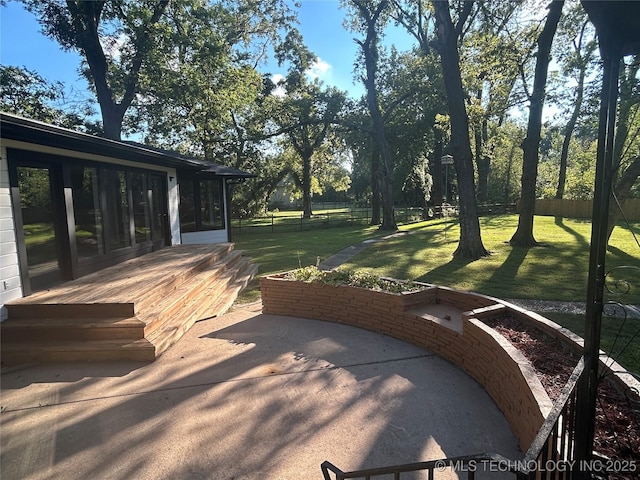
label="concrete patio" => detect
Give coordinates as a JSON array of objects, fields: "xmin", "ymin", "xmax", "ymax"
[{"xmin": 1, "ymin": 302, "xmax": 521, "ymax": 479}]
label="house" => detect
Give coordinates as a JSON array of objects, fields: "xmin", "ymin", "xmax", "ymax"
[{"xmin": 0, "ymin": 112, "xmax": 257, "ymax": 363}]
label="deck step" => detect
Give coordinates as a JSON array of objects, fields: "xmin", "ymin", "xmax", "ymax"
[
  {"xmin": 1, "ymin": 245, "xmax": 256, "ymax": 365},
  {"xmin": 0, "ymin": 339, "xmax": 155, "ymax": 364},
  {"xmin": 139, "ymin": 250, "xmax": 245, "ymax": 335},
  {"xmin": 149, "ymin": 259, "xmax": 258, "ymax": 356},
  {"xmin": 6, "ymin": 302, "xmax": 136, "ymax": 320},
  {"xmin": 0, "ymin": 317, "xmax": 144, "ymax": 342}
]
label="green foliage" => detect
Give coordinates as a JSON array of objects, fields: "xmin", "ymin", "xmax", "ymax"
[
  {"xmin": 284, "ymin": 265, "xmax": 425, "ymax": 293},
  {"xmin": 0, "ymin": 65, "xmax": 98, "ymax": 131}
]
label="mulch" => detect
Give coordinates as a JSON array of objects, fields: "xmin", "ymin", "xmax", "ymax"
[{"xmin": 482, "ymin": 315, "xmax": 639, "ymax": 477}]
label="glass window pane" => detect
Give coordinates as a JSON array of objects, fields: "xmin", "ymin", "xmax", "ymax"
[
  {"xmin": 150, "ymin": 175, "xmax": 167, "ymax": 243},
  {"xmin": 179, "ymin": 179, "xmax": 196, "ymax": 233},
  {"xmin": 70, "ymin": 165, "xmax": 103, "ymax": 258},
  {"xmin": 17, "ymin": 166, "xmax": 62, "ymax": 288},
  {"xmin": 103, "ymin": 169, "xmax": 130, "ymax": 250},
  {"xmin": 200, "ymin": 179, "xmax": 224, "ymax": 230},
  {"xmin": 131, "ymin": 172, "xmax": 151, "ymax": 244}
]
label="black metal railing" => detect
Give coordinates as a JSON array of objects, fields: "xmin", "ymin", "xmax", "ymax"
[
  {"xmin": 321, "ymin": 453, "xmax": 518, "ymax": 480},
  {"xmin": 321, "ymin": 357, "xmax": 585, "ymax": 480},
  {"xmin": 514, "ymin": 357, "xmax": 585, "ymax": 480}
]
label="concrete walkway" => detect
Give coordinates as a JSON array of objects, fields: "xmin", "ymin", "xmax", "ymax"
[{"xmin": 1, "ymin": 302, "xmax": 521, "ymax": 480}]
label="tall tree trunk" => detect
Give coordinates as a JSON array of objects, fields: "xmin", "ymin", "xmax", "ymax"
[
  {"xmin": 433, "ymin": 0, "xmax": 488, "ymax": 259},
  {"xmin": 301, "ymin": 152, "xmax": 313, "ymax": 218},
  {"xmin": 607, "ymin": 157, "xmax": 640, "ymax": 240},
  {"xmin": 555, "ymin": 75, "xmax": 583, "ymax": 199},
  {"xmin": 430, "ymin": 129, "xmax": 444, "ymax": 215},
  {"xmin": 474, "ymin": 91, "xmax": 490, "ymax": 204},
  {"xmin": 371, "ymin": 142, "xmax": 382, "ymax": 225},
  {"xmin": 504, "ymin": 142, "xmax": 518, "ymax": 205},
  {"xmin": 354, "ymin": 0, "xmax": 397, "ymax": 231},
  {"xmin": 511, "ymin": 0, "xmax": 564, "ymax": 246}
]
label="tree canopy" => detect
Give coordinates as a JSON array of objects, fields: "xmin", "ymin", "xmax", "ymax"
[{"xmin": 8, "ymin": 0, "xmax": 640, "ymax": 254}]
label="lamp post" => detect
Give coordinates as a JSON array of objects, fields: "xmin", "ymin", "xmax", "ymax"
[{"xmin": 441, "ymin": 154, "xmax": 454, "ymax": 207}]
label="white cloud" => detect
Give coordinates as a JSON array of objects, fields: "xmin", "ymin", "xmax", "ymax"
[{"xmin": 305, "ymin": 58, "xmax": 332, "ymax": 81}]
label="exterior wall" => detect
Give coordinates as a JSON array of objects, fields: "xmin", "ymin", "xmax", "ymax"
[
  {"xmin": 181, "ymin": 229, "xmax": 228, "ymax": 244},
  {"xmin": 2, "ymin": 139, "xmax": 183, "ymax": 304},
  {"xmin": 0, "ymin": 146, "xmax": 23, "ymax": 320}
]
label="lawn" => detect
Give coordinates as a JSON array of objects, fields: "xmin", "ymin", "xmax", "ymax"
[
  {"xmin": 234, "ymin": 213, "xmax": 640, "ymax": 372},
  {"xmin": 342, "ymin": 215, "xmax": 640, "ymax": 303}
]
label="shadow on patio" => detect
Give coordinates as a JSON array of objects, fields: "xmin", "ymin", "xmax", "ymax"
[{"xmin": 1, "ymin": 302, "xmax": 520, "ymax": 479}]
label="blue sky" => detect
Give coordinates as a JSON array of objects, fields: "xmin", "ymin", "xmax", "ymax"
[{"xmin": 0, "ymin": 0, "xmax": 415, "ymax": 103}]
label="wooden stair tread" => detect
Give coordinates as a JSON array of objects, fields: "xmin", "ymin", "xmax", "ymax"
[
  {"xmin": 146, "ymin": 262, "xmax": 258, "ymax": 355},
  {"xmin": 0, "ymin": 316, "xmax": 143, "ymax": 328},
  {"xmin": 1, "ymin": 339, "xmax": 154, "ymax": 351},
  {"xmin": 137, "ymin": 252, "xmax": 246, "ymax": 325}
]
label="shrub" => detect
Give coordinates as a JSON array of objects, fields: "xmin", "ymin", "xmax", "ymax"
[{"xmin": 283, "ymin": 266, "xmax": 426, "ymax": 293}]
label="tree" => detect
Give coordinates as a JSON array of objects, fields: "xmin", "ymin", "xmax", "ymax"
[
  {"xmin": 21, "ymin": 0, "xmax": 294, "ymax": 140},
  {"xmin": 346, "ymin": 0, "xmax": 398, "ymax": 231},
  {"xmin": 510, "ymin": 0, "xmax": 564, "ymax": 246},
  {"xmin": 607, "ymin": 55, "xmax": 640, "ymax": 240},
  {"xmin": 553, "ymin": 5, "xmax": 597, "ymax": 199},
  {"xmin": 0, "ymin": 65, "xmax": 99, "ymax": 131},
  {"xmin": 389, "ymin": 0, "xmax": 448, "ymax": 213},
  {"xmin": 268, "ymin": 80, "xmax": 348, "ymax": 218},
  {"xmin": 432, "ymin": 0, "xmax": 488, "ymax": 259},
  {"xmin": 21, "ymin": 0, "xmax": 171, "ymax": 140}
]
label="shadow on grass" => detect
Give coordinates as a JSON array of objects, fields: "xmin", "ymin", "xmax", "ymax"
[
  {"xmin": 480, "ymin": 245, "xmax": 531, "ymax": 293},
  {"xmin": 554, "ymin": 216, "xmax": 589, "ymax": 248},
  {"xmin": 414, "ymin": 254, "xmax": 476, "ymax": 284}
]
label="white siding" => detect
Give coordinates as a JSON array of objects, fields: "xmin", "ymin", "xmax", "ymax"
[
  {"xmin": 0, "ymin": 146, "xmax": 23, "ymax": 320},
  {"xmin": 181, "ymin": 229, "xmax": 228, "ymax": 244}
]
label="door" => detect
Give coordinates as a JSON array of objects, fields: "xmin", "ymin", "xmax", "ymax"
[
  {"xmin": 14, "ymin": 165, "xmax": 66, "ymax": 292},
  {"xmin": 149, "ymin": 173, "xmax": 170, "ymax": 249}
]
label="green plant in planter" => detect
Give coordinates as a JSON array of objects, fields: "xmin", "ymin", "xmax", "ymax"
[{"xmin": 284, "ymin": 266, "xmax": 425, "ymax": 293}]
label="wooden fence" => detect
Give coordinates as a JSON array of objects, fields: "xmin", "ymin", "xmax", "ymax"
[{"xmin": 534, "ymin": 198, "xmax": 640, "ymax": 221}]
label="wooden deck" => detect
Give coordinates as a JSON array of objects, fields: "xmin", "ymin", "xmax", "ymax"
[{"xmin": 1, "ymin": 244, "xmax": 257, "ymax": 365}]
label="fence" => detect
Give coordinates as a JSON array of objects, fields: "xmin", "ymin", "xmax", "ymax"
[
  {"xmin": 535, "ymin": 198, "xmax": 640, "ymax": 220},
  {"xmin": 231, "ymin": 207, "xmax": 426, "ymax": 235}
]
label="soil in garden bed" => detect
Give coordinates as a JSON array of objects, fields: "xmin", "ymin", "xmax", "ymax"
[{"xmin": 482, "ymin": 315, "xmax": 639, "ymax": 474}]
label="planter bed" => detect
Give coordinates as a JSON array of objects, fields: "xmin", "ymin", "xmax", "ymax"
[{"xmin": 483, "ymin": 313, "xmax": 640, "ymax": 472}]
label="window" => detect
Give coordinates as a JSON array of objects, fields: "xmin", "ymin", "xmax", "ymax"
[
  {"xmin": 149, "ymin": 174, "xmax": 167, "ymax": 244},
  {"xmin": 179, "ymin": 176, "xmax": 225, "ymax": 232},
  {"xmin": 131, "ymin": 172, "xmax": 151, "ymax": 244},
  {"xmin": 70, "ymin": 165, "xmax": 103, "ymax": 258},
  {"xmin": 103, "ymin": 169, "xmax": 131, "ymax": 250},
  {"xmin": 200, "ymin": 179, "xmax": 224, "ymax": 230}
]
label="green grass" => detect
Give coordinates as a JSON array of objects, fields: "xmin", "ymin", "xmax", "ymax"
[
  {"xmin": 544, "ymin": 312, "xmax": 640, "ymax": 374},
  {"xmin": 233, "ymin": 224, "xmax": 386, "ymax": 302},
  {"xmin": 341, "ymin": 215, "xmax": 640, "ymax": 304}
]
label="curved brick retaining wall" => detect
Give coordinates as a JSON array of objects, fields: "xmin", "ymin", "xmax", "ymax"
[{"xmin": 260, "ymin": 273, "xmax": 640, "ymax": 453}]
